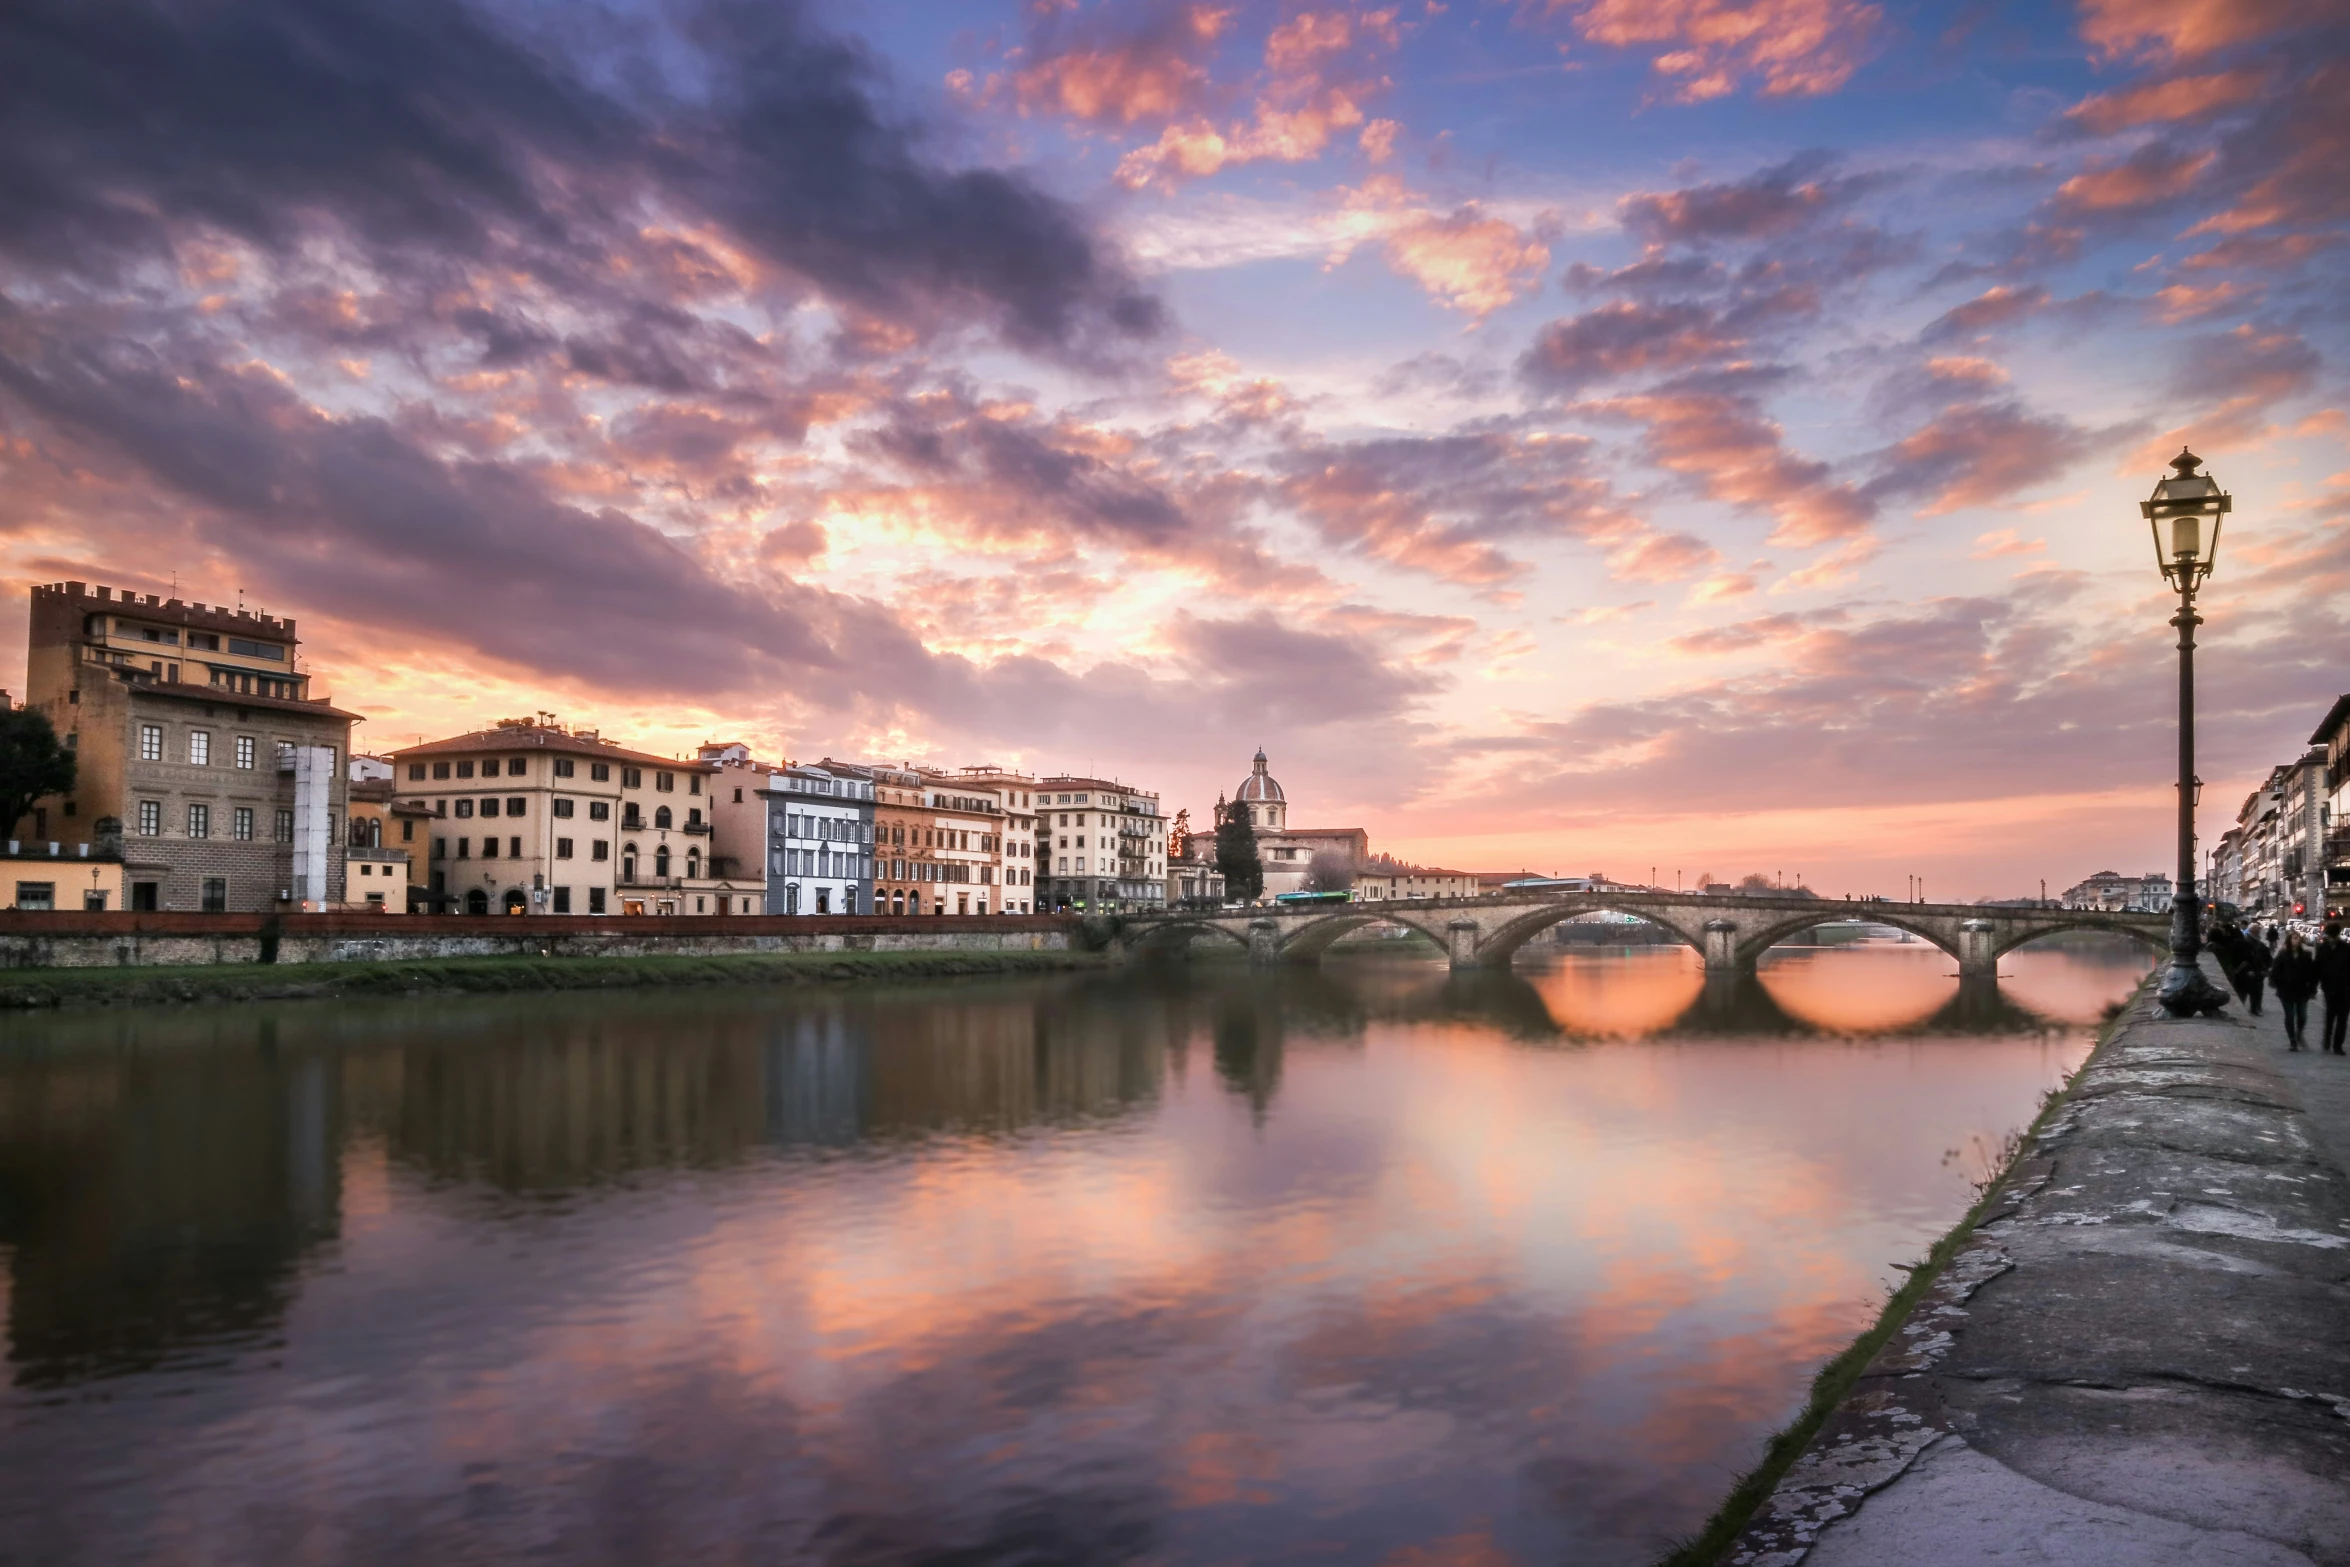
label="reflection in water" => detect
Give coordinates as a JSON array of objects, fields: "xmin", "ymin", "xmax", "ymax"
[{"xmin": 0, "ymin": 943, "xmax": 2148, "ymax": 1566}]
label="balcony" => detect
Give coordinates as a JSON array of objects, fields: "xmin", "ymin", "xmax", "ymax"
[{"xmin": 680, "ymin": 819, "xmax": 713, "ymax": 835}]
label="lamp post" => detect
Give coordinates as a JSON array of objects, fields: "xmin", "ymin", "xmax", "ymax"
[{"xmin": 2142, "ymin": 448, "xmax": 2231, "ymax": 1017}]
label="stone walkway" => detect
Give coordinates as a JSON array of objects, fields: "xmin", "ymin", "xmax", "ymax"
[{"xmin": 1728, "ymin": 957, "xmax": 2350, "ymax": 1566}]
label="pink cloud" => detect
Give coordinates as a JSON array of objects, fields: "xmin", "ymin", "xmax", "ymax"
[
  {"xmin": 2062, "ymin": 68, "xmax": 2266, "ymax": 134},
  {"xmin": 1588, "ymin": 386, "xmax": 1877, "ymax": 548},
  {"xmin": 1543, "ymin": 0, "xmax": 1883, "ymax": 102},
  {"xmin": 2077, "ymin": 0, "xmax": 2334, "ymax": 62}
]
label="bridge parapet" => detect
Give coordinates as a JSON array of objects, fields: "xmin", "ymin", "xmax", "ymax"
[{"xmin": 1120, "ymin": 891, "xmax": 2167, "ymax": 979}]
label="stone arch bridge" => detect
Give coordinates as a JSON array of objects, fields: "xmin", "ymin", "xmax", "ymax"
[{"xmin": 1116, "ymin": 890, "xmax": 2168, "ymax": 979}]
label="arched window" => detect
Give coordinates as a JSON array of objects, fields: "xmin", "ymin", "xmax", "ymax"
[
  {"xmin": 655, "ymin": 805, "xmax": 672, "ymax": 829},
  {"xmin": 655, "ymin": 845, "xmax": 671, "ymax": 878},
  {"xmin": 686, "ymin": 850, "xmax": 700, "ymax": 879},
  {"xmin": 622, "ymin": 848, "xmax": 637, "ymax": 882}
]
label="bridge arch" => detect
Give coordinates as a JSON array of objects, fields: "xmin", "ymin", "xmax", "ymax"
[
  {"xmin": 1473, "ymin": 902, "xmax": 1713, "ymax": 968},
  {"xmin": 1128, "ymin": 918, "xmax": 1253, "ymax": 955},
  {"xmin": 1988, "ymin": 915, "xmax": 2169, "ymax": 962},
  {"xmin": 1730, "ymin": 907, "xmax": 1967, "ymax": 970},
  {"xmin": 1270, "ymin": 907, "xmax": 1456, "ymax": 961}
]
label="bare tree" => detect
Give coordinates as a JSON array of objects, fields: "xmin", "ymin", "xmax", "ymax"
[{"xmin": 1304, "ymin": 847, "xmax": 1356, "ymax": 893}]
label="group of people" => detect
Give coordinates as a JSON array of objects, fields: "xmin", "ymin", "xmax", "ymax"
[{"xmin": 2213, "ymin": 918, "xmax": 2350, "ymax": 1054}]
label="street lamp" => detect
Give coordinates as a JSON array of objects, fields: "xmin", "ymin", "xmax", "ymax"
[{"xmin": 2141, "ymin": 447, "xmax": 2231, "ymax": 1016}]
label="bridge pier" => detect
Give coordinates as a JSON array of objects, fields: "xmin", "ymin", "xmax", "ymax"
[
  {"xmin": 1248, "ymin": 919, "xmax": 1281, "ymax": 966},
  {"xmin": 1701, "ymin": 919, "xmax": 1741, "ymax": 974},
  {"xmin": 1445, "ymin": 919, "xmax": 1482, "ymax": 969},
  {"xmin": 1955, "ymin": 918, "xmax": 2000, "ymax": 980}
]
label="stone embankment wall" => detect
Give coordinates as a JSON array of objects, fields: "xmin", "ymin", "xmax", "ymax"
[{"xmin": 0, "ymin": 912, "xmax": 1079, "ymax": 969}]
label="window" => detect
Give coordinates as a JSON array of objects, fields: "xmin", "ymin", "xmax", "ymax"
[
  {"xmin": 480, "ymin": 797, "xmax": 501, "ymax": 818},
  {"xmin": 433, "ymin": 761, "xmax": 451, "ymax": 779},
  {"xmin": 14, "ymin": 882, "xmax": 55, "ymax": 911},
  {"xmin": 556, "ymin": 837, "xmax": 574, "ymax": 859},
  {"xmin": 456, "ymin": 760, "xmax": 474, "ymax": 778},
  {"xmin": 233, "ymin": 806, "xmax": 254, "ymax": 841},
  {"xmin": 623, "ymin": 768, "xmax": 642, "ymax": 789},
  {"xmin": 506, "ymin": 797, "xmax": 526, "ymax": 816},
  {"xmin": 591, "ymin": 762, "xmax": 610, "ymax": 782},
  {"xmin": 506, "ymin": 758, "xmax": 525, "ymax": 777},
  {"xmin": 189, "ymin": 632, "xmax": 219, "ymax": 651},
  {"xmin": 455, "ymin": 837, "xmax": 470, "ymax": 859},
  {"xmin": 656, "ymin": 771, "xmax": 674, "ymax": 792},
  {"xmin": 554, "ymin": 758, "xmax": 575, "ymax": 778},
  {"xmin": 483, "ymin": 837, "xmax": 499, "ymax": 859},
  {"xmin": 588, "ymin": 887, "xmax": 607, "ymax": 914},
  {"xmin": 137, "ymin": 800, "xmax": 162, "ymax": 835},
  {"xmin": 655, "ymin": 846, "xmax": 671, "ymax": 877},
  {"xmin": 552, "ymin": 798, "xmax": 575, "ymax": 819},
  {"xmin": 454, "ymin": 798, "xmax": 474, "ymax": 818},
  {"xmin": 275, "ymin": 809, "xmax": 293, "ymax": 841},
  {"xmin": 227, "ymin": 637, "xmax": 282, "ymax": 660},
  {"xmin": 553, "ymin": 886, "xmax": 571, "ymax": 913},
  {"xmin": 401, "ymin": 819, "xmax": 413, "ymax": 842},
  {"xmin": 588, "ymin": 801, "xmax": 610, "ymax": 821},
  {"xmin": 689, "ymin": 774, "xmax": 701, "ymax": 796},
  {"xmin": 188, "ymin": 730, "xmax": 210, "ymax": 765},
  {"xmin": 509, "ymin": 837, "xmax": 521, "ymax": 858},
  {"xmin": 592, "ymin": 839, "xmax": 609, "ymax": 861},
  {"xmin": 408, "ymin": 762, "xmax": 425, "ymax": 780},
  {"xmin": 201, "ymin": 878, "xmax": 226, "ymax": 913},
  {"xmin": 139, "ymin": 724, "xmax": 163, "ymax": 762},
  {"xmin": 654, "ymin": 806, "xmax": 672, "ymax": 829}
]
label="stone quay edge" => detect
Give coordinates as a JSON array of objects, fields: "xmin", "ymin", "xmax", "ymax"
[{"xmin": 1727, "ymin": 954, "xmax": 2350, "ymax": 1567}]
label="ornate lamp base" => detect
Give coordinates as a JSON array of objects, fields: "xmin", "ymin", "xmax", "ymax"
[
  {"xmin": 2155, "ymin": 897, "xmax": 2229, "ymax": 1017},
  {"xmin": 2156, "ymin": 956, "xmax": 2230, "ymax": 1017}
]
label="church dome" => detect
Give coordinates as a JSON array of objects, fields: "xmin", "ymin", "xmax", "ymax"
[{"xmin": 1236, "ymin": 748, "xmax": 1284, "ymax": 803}]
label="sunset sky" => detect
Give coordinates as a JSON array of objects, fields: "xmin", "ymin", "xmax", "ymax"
[{"xmin": 2, "ymin": 0, "xmax": 2344, "ymax": 898}]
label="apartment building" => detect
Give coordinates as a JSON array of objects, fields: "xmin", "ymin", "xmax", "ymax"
[
  {"xmin": 344, "ymin": 769, "xmax": 430, "ymax": 911},
  {"xmin": 773, "ymin": 762, "xmax": 876, "ymax": 915},
  {"xmin": 912, "ymin": 772, "xmax": 1007, "ymax": 916},
  {"xmin": 20, "ymin": 581, "xmax": 356, "ymax": 911},
  {"xmin": 391, "ymin": 720, "xmax": 759, "ymax": 915},
  {"xmin": 2059, "ymin": 870, "xmax": 2173, "ymax": 913},
  {"xmin": 2316, "ymin": 694, "xmax": 2350, "ymax": 918},
  {"xmin": 1038, "ymin": 775, "xmax": 1164, "ymax": 912},
  {"xmin": 943, "ymin": 766, "xmax": 1042, "ymax": 914}
]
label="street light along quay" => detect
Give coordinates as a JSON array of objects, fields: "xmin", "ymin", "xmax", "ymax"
[{"xmin": 2143, "ymin": 447, "xmax": 2232, "ymax": 1017}]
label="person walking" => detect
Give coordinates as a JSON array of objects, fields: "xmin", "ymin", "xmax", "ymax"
[
  {"xmin": 2273, "ymin": 932, "xmax": 2319, "ymax": 1052},
  {"xmin": 2213, "ymin": 919, "xmax": 2264, "ymax": 1014},
  {"xmin": 2236, "ymin": 924, "xmax": 2270, "ymax": 1017},
  {"xmin": 2318, "ymin": 923, "xmax": 2350, "ymax": 1057}
]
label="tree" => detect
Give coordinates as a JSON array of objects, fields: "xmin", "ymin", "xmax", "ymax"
[
  {"xmin": 0, "ymin": 707, "xmax": 75, "ymax": 841},
  {"xmin": 1214, "ymin": 796, "xmax": 1263, "ymax": 902},
  {"xmin": 1303, "ymin": 846, "xmax": 1356, "ymax": 893}
]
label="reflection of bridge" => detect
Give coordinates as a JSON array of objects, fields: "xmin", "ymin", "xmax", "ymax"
[{"xmin": 1119, "ymin": 890, "xmax": 2168, "ymax": 978}]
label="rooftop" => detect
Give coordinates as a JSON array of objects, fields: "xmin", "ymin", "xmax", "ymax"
[
  {"xmin": 37, "ymin": 580, "xmax": 296, "ymax": 640},
  {"xmin": 390, "ymin": 722, "xmax": 707, "ymax": 771}
]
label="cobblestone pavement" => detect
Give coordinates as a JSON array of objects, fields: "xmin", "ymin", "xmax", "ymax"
[{"xmin": 1728, "ymin": 957, "xmax": 2350, "ymax": 1566}]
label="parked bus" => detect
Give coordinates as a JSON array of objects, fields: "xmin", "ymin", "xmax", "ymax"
[{"xmin": 1271, "ymin": 890, "xmax": 1353, "ymax": 906}]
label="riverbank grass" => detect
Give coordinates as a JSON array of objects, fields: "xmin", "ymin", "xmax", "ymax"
[
  {"xmin": 1653, "ymin": 978, "xmax": 2151, "ymax": 1567},
  {"xmin": 0, "ymin": 948, "xmax": 1107, "ymax": 1011}
]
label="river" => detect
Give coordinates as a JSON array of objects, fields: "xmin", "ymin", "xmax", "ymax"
[{"xmin": 0, "ymin": 937, "xmax": 2150, "ymax": 1565}]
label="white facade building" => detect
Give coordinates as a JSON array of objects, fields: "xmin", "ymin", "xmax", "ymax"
[{"xmin": 769, "ymin": 764, "xmax": 874, "ymax": 915}]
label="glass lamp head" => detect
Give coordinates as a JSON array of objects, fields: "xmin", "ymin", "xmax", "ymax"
[{"xmin": 2141, "ymin": 448, "xmax": 2229, "ymax": 589}]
